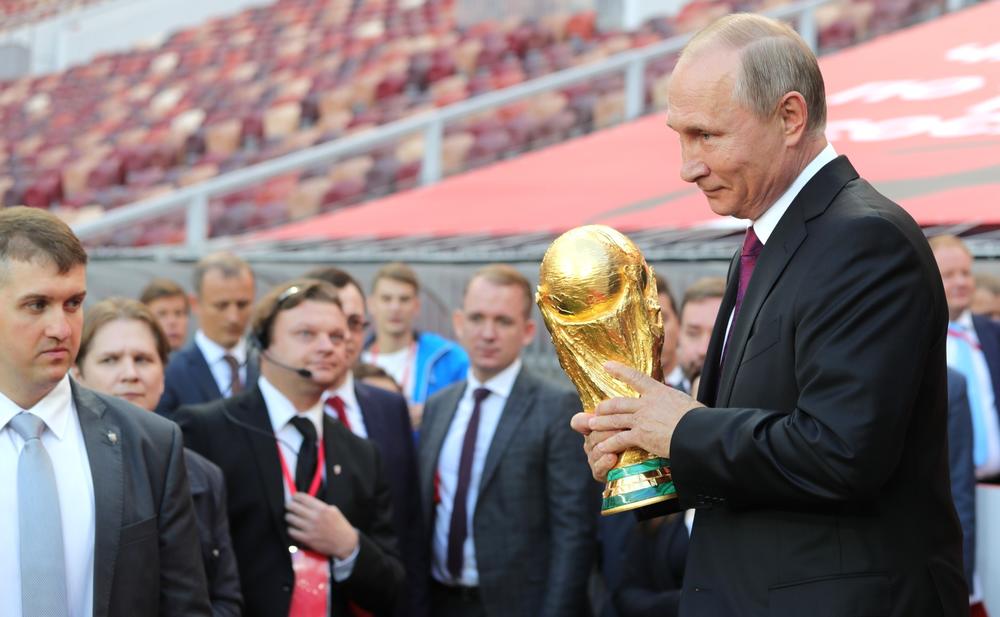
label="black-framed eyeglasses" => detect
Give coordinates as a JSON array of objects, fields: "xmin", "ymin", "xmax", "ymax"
[{"xmin": 346, "ymin": 315, "xmax": 369, "ymax": 333}]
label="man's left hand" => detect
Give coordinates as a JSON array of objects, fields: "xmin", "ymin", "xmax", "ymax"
[
  {"xmin": 286, "ymin": 493, "xmax": 359, "ymax": 559},
  {"xmin": 589, "ymin": 361, "xmax": 705, "ymax": 459}
]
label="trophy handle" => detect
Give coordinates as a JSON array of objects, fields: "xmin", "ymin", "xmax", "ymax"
[{"xmin": 601, "ymin": 447, "xmax": 677, "ymax": 515}]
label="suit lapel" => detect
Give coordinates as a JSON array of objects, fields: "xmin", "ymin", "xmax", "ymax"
[
  {"xmin": 186, "ymin": 344, "xmax": 223, "ymax": 401},
  {"xmin": 697, "ymin": 253, "xmax": 740, "ymax": 407},
  {"xmin": 229, "ymin": 387, "xmax": 289, "ymax": 547},
  {"xmin": 479, "ymin": 370, "xmax": 536, "ymax": 494},
  {"xmin": 322, "ymin": 417, "xmax": 352, "ymax": 513},
  {"xmin": 72, "ymin": 383, "xmax": 122, "ymax": 617},
  {"xmin": 419, "ymin": 383, "xmax": 465, "ymax": 526},
  {"xmin": 716, "ymin": 156, "xmax": 859, "ymax": 406},
  {"xmin": 353, "ymin": 383, "xmax": 384, "ymax": 443}
]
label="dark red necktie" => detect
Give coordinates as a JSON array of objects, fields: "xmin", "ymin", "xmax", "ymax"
[
  {"xmin": 326, "ymin": 395, "xmax": 352, "ymax": 432},
  {"xmin": 720, "ymin": 226, "xmax": 764, "ymax": 370},
  {"xmin": 446, "ymin": 387, "xmax": 491, "ymax": 580}
]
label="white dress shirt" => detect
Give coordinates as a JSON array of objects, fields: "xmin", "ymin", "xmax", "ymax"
[
  {"xmin": 432, "ymin": 358, "xmax": 522, "ymax": 586},
  {"xmin": 195, "ymin": 330, "xmax": 248, "ymax": 397},
  {"xmin": 0, "ymin": 376, "xmax": 95, "ymax": 617},
  {"xmin": 258, "ymin": 377, "xmax": 359, "ymax": 582},
  {"xmin": 723, "ymin": 144, "xmax": 839, "ymax": 347},
  {"xmin": 326, "ymin": 372, "xmax": 368, "ymax": 438},
  {"xmin": 947, "ymin": 311, "xmax": 1000, "ymax": 478}
]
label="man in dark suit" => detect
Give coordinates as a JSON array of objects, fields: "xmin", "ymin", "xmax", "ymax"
[
  {"xmin": 419, "ymin": 264, "xmax": 598, "ymax": 617},
  {"xmin": 931, "ymin": 234, "xmax": 1000, "ymax": 482},
  {"xmin": 0, "ymin": 207, "xmax": 210, "ymax": 616},
  {"xmin": 156, "ymin": 252, "xmax": 258, "ymax": 417},
  {"xmin": 176, "ymin": 278, "xmax": 404, "ymax": 617},
  {"xmin": 308, "ymin": 266, "xmax": 426, "ymax": 617},
  {"xmin": 573, "ymin": 14, "xmax": 967, "ymax": 616},
  {"xmin": 946, "ymin": 368, "xmax": 976, "ymax": 591}
]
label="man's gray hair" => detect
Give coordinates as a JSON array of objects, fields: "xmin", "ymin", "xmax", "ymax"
[{"xmin": 681, "ymin": 13, "xmax": 827, "ymax": 133}]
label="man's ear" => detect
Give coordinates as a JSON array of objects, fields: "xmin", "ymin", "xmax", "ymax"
[
  {"xmin": 452, "ymin": 309, "xmax": 464, "ymax": 340},
  {"xmin": 778, "ymin": 91, "xmax": 809, "ymax": 146}
]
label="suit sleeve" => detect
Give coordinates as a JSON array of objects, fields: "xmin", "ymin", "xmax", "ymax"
[
  {"xmin": 541, "ymin": 389, "xmax": 600, "ymax": 617},
  {"xmin": 159, "ymin": 423, "xmax": 213, "ymax": 617},
  {"xmin": 946, "ymin": 369, "xmax": 976, "ymax": 587},
  {"xmin": 340, "ymin": 445, "xmax": 406, "ymax": 613},
  {"xmin": 672, "ymin": 215, "xmax": 938, "ymax": 507},
  {"xmin": 206, "ymin": 463, "xmax": 243, "ymax": 617}
]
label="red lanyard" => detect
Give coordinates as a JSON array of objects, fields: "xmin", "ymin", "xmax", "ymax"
[
  {"xmin": 371, "ymin": 341, "xmax": 417, "ymax": 397},
  {"xmin": 948, "ymin": 327, "xmax": 982, "ymax": 351},
  {"xmin": 276, "ymin": 436, "xmax": 326, "ymax": 497}
]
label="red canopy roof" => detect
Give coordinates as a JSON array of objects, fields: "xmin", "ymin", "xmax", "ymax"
[{"xmin": 257, "ymin": 1, "xmax": 1000, "ymax": 243}]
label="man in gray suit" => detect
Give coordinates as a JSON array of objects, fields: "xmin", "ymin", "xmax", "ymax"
[
  {"xmin": 418, "ymin": 264, "xmax": 598, "ymax": 617},
  {"xmin": 0, "ymin": 207, "xmax": 210, "ymax": 617}
]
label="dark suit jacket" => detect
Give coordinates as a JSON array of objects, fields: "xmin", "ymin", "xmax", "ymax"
[
  {"xmin": 155, "ymin": 340, "xmax": 259, "ymax": 417},
  {"xmin": 418, "ymin": 368, "xmax": 599, "ymax": 617},
  {"xmin": 972, "ymin": 313, "xmax": 1000, "ymax": 420},
  {"xmin": 612, "ymin": 513, "xmax": 688, "ymax": 617},
  {"xmin": 175, "ymin": 385, "xmax": 405, "ymax": 617},
  {"xmin": 354, "ymin": 381, "xmax": 428, "ymax": 617},
  {"xmin": 185, "ymin": 448, "xmax": 243, "ymax": 617},
  {"xmin": 72, "ymin": 381, "xmax": 210, "ymax": 617},
  {"xmin": 670, "ymin": 156, "xmax": 967, "ymax": 616},
  {"xmin": 946, "ymin": 368, "xmax": 976, "ymax": 587}
]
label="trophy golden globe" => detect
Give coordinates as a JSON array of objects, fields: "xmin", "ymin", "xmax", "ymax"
[{"xmin": 536, "ymin": 225, "xmax": 677, "ymax": 515}]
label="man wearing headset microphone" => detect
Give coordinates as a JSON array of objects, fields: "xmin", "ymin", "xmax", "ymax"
[{"xmin": 175, "ymin": 278, "xmax": 404, "ymax": 617}]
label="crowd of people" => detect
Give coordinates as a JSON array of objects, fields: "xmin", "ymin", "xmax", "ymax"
[{"xmin": 2, "ymin": 11, "xmax": 999, "ymax": 617}]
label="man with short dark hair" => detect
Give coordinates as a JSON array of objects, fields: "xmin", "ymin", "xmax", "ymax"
[
  {"xmin": 307, "ymin": 265, "xmax": 427, "ymax": 617},
  {"xmin": 654, "ymin": 272, "xmax": 682, "ymax": 389},
  {"xmin": 675, "ymin": 277, "xmax": 726, "ymax": 392},
  {"xmin": 156, "ymin": 252, "xmax": 258, "ymax": 417},
  {"xmin": 176, "ymin": 278, "xmax": 404, "ymax": 617},
  {"xmin": 363, "ymin": 262, "xmax": 468, "ymax": 429},
  {"xmin": 0, "ymin": 206, "xmax": 210, "ymax": 616},
  {"xmin": 140, "ymin": 277, "xmax": 191, "ymax": 352},
  {"xmin": 574, "ymin": 14, "xmax": 966, "ymax": 616},
  {"xmin": 419, "ymin": 264, "xmax": 597, "ymax": 617}
]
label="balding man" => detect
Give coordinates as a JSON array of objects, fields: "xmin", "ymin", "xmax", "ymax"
[{"xmin": 573, "ymin": 14, "xmax": 966, "ymax": 616}]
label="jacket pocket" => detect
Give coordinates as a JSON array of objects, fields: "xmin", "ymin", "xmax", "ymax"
[
  {"xmin": 120, "ymin": 516, "xmax": 158, "ymax": 546},
  {"xmin": 769, "ymin": 572, "xmax": 889, "ymax": 617},
  {"xmin": 741, "ymin": 316, "xmax": 781, "ymax": 365}
]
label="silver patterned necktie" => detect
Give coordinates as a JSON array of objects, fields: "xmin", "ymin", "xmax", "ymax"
[{"xmin": 10, "ymin": 412, "xmax": 70, "ymax": 617}]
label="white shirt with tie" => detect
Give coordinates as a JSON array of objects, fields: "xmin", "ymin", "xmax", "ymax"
[
  {"xmin": 326, "ymin": 372, "xmax": 368, "ymax": 438},
  {"xmin": 0, "ymin": 376, "xmax": 96, "ymax": 617},
  {"xmin": 195, "ymin": 330, "xmax": 248, "ymax": 397},
  {"xmin": 432, "ymin": 358, "xmax": 522, "ymax": 587},
  {"xmin": 258, "ymin": 376, "xmax": 359, "ymax": 581}
]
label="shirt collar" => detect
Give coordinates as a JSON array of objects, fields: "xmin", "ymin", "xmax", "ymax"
[
  {"xmin": 330, "ymin": 371, "xmax": 360, "ymax": 413},
  {"xmin": 753, "ymin": 143, "xmax": 838, "ymax": 244},
  {"xmin": 195, "ymin": 329, "xmax": 248, "ymax": 365},
  {"xmin": 0, "ymin": 375, "xmax": 74, "ymax": 441},
  {"xmin": 467, "ymin": 358, "xmax": 522, "ymax": 400},
  {"xmin": 259, "ymin": 376, "xmax": 325, "ymax": 438},
  {"xmin": 956, "ymin": 310, "xmax": 975, "ymax": 330}
]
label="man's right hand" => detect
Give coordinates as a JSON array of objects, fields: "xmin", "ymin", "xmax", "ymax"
[{"xmin": 569, "ymin": 412, "xmax": 620, "ymax": 483}]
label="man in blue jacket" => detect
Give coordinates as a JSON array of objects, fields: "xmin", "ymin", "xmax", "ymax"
[{"xmin": 362, "ymin": 262, "xmax": 468, "ymax": 430}]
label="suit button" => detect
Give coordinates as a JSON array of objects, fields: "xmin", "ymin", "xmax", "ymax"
[{"xmin": 282, "ymin": 584, "xmax": 291, "ymax": 593}]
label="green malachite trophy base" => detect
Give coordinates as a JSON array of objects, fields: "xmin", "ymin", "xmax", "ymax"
[{"xmin": 601, "ymin": 457, "xmax": 678, "ymax": 516}]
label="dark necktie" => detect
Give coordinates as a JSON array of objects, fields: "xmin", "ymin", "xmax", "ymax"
[
  {"xmin": 447, "ymin": 387, "xmax": 491, "ymax": 581},
  {"xmin": 721, "ymin": 226, "xmax": 765, "ymax": 370},
  {"xmin": 223, "ymin": 354, "xmax": 243, "ymax": 395},
  {"xmin": 289, "ymin": 416, "xmax": 318, "ymax": 494}
]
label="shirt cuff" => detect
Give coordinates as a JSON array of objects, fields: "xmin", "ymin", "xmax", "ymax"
[{"xmin": 331, "ymin": 535, "xmax": 361, "ymax": 582}]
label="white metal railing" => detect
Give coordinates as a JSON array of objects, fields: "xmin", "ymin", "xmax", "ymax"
[{"xmin": 72, "ymin": 0, "xmax": 833, "ymax": 251}]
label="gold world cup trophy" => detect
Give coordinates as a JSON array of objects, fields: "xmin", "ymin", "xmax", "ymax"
[{"xmin": 536, "ymin": 225, "xmax": 677, "ymax": 515}]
